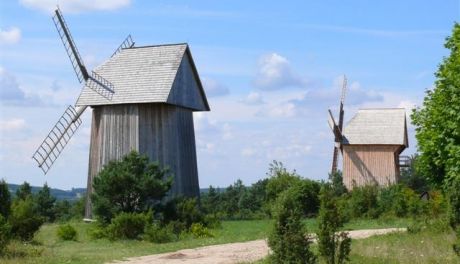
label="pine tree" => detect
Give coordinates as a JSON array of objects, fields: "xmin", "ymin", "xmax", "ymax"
[
  {"xmin": 35, "ymin": 183, "xmax": 56, "ymax": 222},
  {"xmin": 0, "ymin": 180, "xmax": 11, "ymax": 218}
]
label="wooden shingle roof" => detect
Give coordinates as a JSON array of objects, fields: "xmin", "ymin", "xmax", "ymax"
[
  {"xmin": 343, "ymin": 108, "xmax": 408, "ymax": 146},
  {"xmin": 75, "ymin": 43, "xmax": 209, "ymax": 111}
]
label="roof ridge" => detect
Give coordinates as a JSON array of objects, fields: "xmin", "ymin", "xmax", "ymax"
[{"xmin": 129, "ymin": 43, "xmax": 188, "ymax": 49}]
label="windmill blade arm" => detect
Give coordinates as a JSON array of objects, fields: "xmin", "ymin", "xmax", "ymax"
[
  {"xmin": 86, "ymin": 71, "xmax": 115, "ymax": 100},
  {"xmin": 32, "ymin": 105, "xmax": 87, "ymax": 174},
  {"xmin": 328, "ymin": 109, "xmax": 343, "ymax": 141},
  {"xmin": 328, "ymin": 109, "xmax": 337, "ymax": 132},
  {"xmin": 111, "ymin": 34, "xmax": 135, "ymax": 57},
  {"xmin": 52, "ymin": 7, "xmax": 89, "ymax": 83}
]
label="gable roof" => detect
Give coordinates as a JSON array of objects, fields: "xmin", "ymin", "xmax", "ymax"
[
  {"xmin": 342, "ymin": 108, "xmax": 408, "ymax": 147},
  {"xmin": 75, "ymin": 43, "xmax": 210, "ymax": 111}
]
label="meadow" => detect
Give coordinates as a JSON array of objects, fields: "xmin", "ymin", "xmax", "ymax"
[{"xmin": 1, "ymin": 218, "xmax": 412, "ymax": 264}]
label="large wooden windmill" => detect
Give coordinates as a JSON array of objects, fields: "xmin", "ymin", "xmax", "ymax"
[
  {"xmin": 328, "ymin": 76, "xmax": 408, "ymax": 189},
  {"xmin": 32, "ymin": 8, "xmax": 209, "ymax": 219}
]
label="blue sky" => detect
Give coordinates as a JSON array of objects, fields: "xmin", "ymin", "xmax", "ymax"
[{"xmin": 0, "ymin": 0, "xmax": 459, "ymax": 189}]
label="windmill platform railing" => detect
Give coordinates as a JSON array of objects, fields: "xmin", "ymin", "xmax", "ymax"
[{"xmin": 399, "ymin": 155, "xmax": 411, "ymax": 168}]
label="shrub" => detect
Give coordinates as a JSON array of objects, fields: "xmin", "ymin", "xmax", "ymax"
[
  {"xmin": 345, "ymin": 184, "xmax": 379, "ymax": 219},
  {"xmin": 317, "ymin": 184, "xmax": 351, "ymax": 264},
  {"xmin": 106, "ymin": 212, "xmax": 151, "ymax": 240},
  {"xmin": 378, "ymin": 184, "xmax": 422, "ymax": 218},
  {"xmin": 92, "ymin": 151, "xmax": 172, "ymax": 224},
  {"xmin": 203, "ymin": 214, "xmax": 222, "ymax": 229},
  {"xmin": 0, "ymin": 180, "xmax": 11, "ymax": 218},
  {"xmin": 448, "ymin": 176, "xmax": 460, "ymax": 257},
  {"xmin": 0, "ymin": 215, "xmax": 11, "ymax": 256},
  {"xmin": 189, "ymin": 223, "xmax": 213, "ymax": 238},
  {"xmin": 163, "ymin": 197, "xmax": 203, "ymax": 229},
  {"xmin": 268, "ymin": 186, "xmax": 316, "ymax": 264},
  {"xmin": 144, "ymin": 223, "xmax": 176, "ymax": 243},
  {"xmin": 9, "ymin": 197, "xmax": 44, "ymax": 241},
  {"xmin": 87, "ymin": 224, "xmax": 107, "ymax": 240},
  {"xmin": 57, "ymin": 224, "xmax": 77, "ymax": 241}
]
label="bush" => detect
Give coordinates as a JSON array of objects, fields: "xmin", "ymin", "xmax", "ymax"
[
  {"xmin": 268, "ymin": 186, "xmax": 316, "ymax": 264},
  {"xmin": 163, "ymin": 197, "xmax": 203, "ymax": 229},
  {"xmin": 189, "ymin": 223, "xmax": 213, "ymax": 238},
  {"xmin": 448, "ymin": 176, "xmax": 460, "ymax": 257},
  {"xmin": 203, "ymin": 214, "xmax": 222, "ymax": 229},
  {"xmin": 378, "ymin": 184, "xmax": 422, "ymax": 218},
  {"xmin": 317, "ymin": 184, "xmax": 351, "ymax": 264},
  {"xmin": 144, "ymin": 223, "xmax": 176, "ymax": 243},
  {"xmin": 57, "ymin": 224, "xmax": 77, "ymax": 241},
  {"xmin": 0, "ymin": 215, "xmax": 11, "ymax": 256},
  {"xmin": 345, "ymin": 185, "xmax": 379, "ymax": 219},
  {"xmin": 92, "ymin": 151, "xmax": 172, "ymax": 224},
  {"xmin": 106, "ymin": 212, "xmax": 151, "ymax": 240},
  {"xmin": 9, "ymin": 197, "xmax": 44, "ymax": 241},
  {"xmin": 0, "ymin": 180, "xmax": 11, "ymax": 219}
]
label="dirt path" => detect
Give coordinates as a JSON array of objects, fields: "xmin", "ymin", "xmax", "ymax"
[{"xmin": 108, "ymin": 228, "xmax": 406, "ymax": 264}]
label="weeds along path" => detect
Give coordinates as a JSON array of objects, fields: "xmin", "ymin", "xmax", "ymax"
[{"xmin": 108, "ymin": 228, "xmax": 406, "ymax": 264}]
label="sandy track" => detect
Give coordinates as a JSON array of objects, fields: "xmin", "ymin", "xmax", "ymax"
[{"xmin": 108, "ymin": 228, "xmax": 406, "ymax": 264}]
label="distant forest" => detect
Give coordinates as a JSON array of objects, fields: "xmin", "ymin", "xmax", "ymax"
[
  {"xmin": 6, "ymin": 184, "xmax": 86, "ymax": 201},
  {"xmin": 5, "ymin": 183, "xmax": 219, "ymax": 201}
]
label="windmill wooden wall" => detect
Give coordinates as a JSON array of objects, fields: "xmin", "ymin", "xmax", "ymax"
[
  {"xmin": 342, "ymin": 145, "xmax": 401, "ymax": 189},
  {"xmin": 340, "ymin": 108, "xmax": 408, "ymax": 190},
  {"xmin": 84, "ymin": 103, "xmax": 200, "ymax": 218}
]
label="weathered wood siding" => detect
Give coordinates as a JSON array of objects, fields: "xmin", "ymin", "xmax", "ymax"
[
  {"xmin": 84, "ymin": 105, "xmax": 139, "ymax": 218},
  {"xmin": 342, "ymin": 145, "xmax": 400, "ymax": 190},
  {"xmin": 138, "ymin": 104, "xmax": 199, "ymax": 197},
  {"xmin": 84, "ymin": 103, "xmax": 200, "ymax": 219},
  {"xmin": 167, "ymin": 53, "xmax": 208, "ymax": 111}
]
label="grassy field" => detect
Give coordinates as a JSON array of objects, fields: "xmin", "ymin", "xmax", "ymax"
[{"xmin": 1, "ymin": 218, "xmax": 411, "ymax": 264}]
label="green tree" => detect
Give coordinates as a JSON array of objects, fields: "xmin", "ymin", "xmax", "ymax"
[
  {"xmin": 449, "ymin": 177, "xmax": 460, "ymax": 257},
  {"xmin": 399, "ymin": 155, "xmax": 429, "ymax": 194},
  {"xmin": 35, "ymin": 183, "xmax": 56, "ymax": 222},
  {"xmin": 0, "ymin": 215, "xmax": 11, "ymax": 256},
  {"xmin": 411, "ymin": 23, "xmax": 460, "ymax": 186},
  {"xmin": 92, "ymin": 151, "xmax": 172, "ymax": 223},
  {"xmin": 268, "ymin": 186, "xmax": 317, "ymax": 264},
  {"xmin": 54, "ymin": 200, "xmax": 72, "ymax": 222},
  {"xmin": 265, "ymin": 160, "xmax": 302, "ymax": 202},
  {"xmin": 15, "ymin": 181, "xmax": 32, "ymax": 200},
  {"xmin": 9, "ymin": 196, "xmax": 44, "ymax": 241},
  {"xmin": 0, "ymin": 180, "xmax": 11, "ymax": 218},
  {"xmin": 201, "ymin": 185, "xmax": 221, "ymax": 214},
  {"xmin": 329, "ymin": 171, "xmax": 347, "ymax": 197},
  {"xmin": 317, "ymin": 184, "xmax": 351, "ymax": 264}
]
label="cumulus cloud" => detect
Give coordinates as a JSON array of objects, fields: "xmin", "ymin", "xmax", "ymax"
[
  {"xmin": 0, "ymin": 67, "xmax": 44, "ymax": 106},
  {"xmin": 202, "ymin": 78, "xmax": 230, "ymax": 97},
  {"xmin": 253, "ymin": 53, "xmax": 305, "ymax": 90},
  {"xmin": 240, "ymin": 92, "xmax": 265, "ymax": 105},
  {"xmin": 0, "ymin": 118, "xmax": 26, "ymax": 132},
  {"xmin": 0, "ymin": 67, "xmax": 25, "ymax": 101},
  {"xmin": 0, "ymin": 27, "xmax": 21, "ymax": 45},
  {"xmin": 19, "ymin": 0, "xmax": 131, "ymax": 13}
]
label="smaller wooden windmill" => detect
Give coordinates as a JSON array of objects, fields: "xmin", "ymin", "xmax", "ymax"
[{"xmin": 328, "ymin": 76, "xmax": 409, "ymax": 189}]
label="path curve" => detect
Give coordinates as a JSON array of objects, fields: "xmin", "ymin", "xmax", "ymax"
[{"xmin": 108, "ymin": 228, "xmax": 406, "ymax": 264}]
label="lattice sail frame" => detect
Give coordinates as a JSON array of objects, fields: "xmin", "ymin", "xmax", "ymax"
[
  {"xmin": 32, "ymin": 105, "xmax": 83, "ymax": 174},
  {"xmin": 32, "ymin": 7, "xmax": 136, "ymax": 174}
]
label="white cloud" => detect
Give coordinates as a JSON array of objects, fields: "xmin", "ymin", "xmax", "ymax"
[
  {"xmin": 240, "ymin": 92, "xmax": 264, "ymax": 105},
  {"xmin": 0, "ymin": 27, "xmax": 21, "ymax": 45},
  {"xmin": 253, "ymin": 53, "xmax": 305, "ymax": 90},
  {"xmin": 266, "ymin": 102, "xmax": 297, "ymax": 118},
  {"xmin": 202, "ymin": 78, "xmax": 230, "ymax": 97},
  {"xmin": 0, "ymin": 118, "xmax": 26, "ymax": 132},
  {"xmin": 0, "ymin": 67, "xmax": 45, "ymax": 106},
  {"xmin": 19, "ymin": 0, "xmax": 131, "ymax": 13}
]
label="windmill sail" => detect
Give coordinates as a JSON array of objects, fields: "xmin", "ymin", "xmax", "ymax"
[
  {"xmin": 52, "ymin": 7, "xmax": 89, "ymax": 83},
  {"xmin": 32, "ymin": 105, "xmax": 85, "ymax": 174},
  {"xmin": 52, "ymin": 7, "xmax": 115, "ymax": 98},
  {"xmin": 330, "ymin": 75, "xmax": 347, "ymax": 174},
  {"xmin": 112, "ymin": 34, "xmax": 135, "ymax": 57}
]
